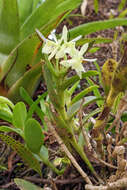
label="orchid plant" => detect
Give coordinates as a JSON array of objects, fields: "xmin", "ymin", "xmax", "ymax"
[{"xmin": 35, "ymin": 26, "xmax": 102, "ymax": 182}]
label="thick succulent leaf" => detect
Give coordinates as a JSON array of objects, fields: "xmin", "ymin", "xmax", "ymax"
[
  {"xmin": 0, "ymin": 12, "xmax": 67, "ymax": 102},
  {"xmin": 7, "ymin": 63, "xmax": 42, "ymax": 103},
  {"xmin": 69, "ymin": 18, "xmax": 127, "ymax": 39},
  {"xmin": 0, "ymin": 0, "xmax": 19, "ymax": 54},
  {"xmin": 0, "ymin": 50, "xmax": 17, "ymax": 82},
  {"xmin": 24, "ymin": 118, "xmax": 44, "ymax": 154},
  {"xmin": 14, "ymin": 178, "xmax": 43, "ymax": 190},
  {"xmin": 0, "ymin": 134, "xmax": 42, "ymax": 175},
  {"xmin": 12, "ymin": 102, "xmax": 27, "ymax": 130},
  {"xmin": 20, "ymin": 0, "xmax": 81, "ymax": 40},
  {"xmin": 17, "ymin": 0, "xmax": 33, "ymax": 25},
  {"xmin": 0, "ymin": 53, "xmax": 8, "ymax": 66},
  {"xmin": 4, "ymin": 38, "xmax": 42, "ymax": 88}
]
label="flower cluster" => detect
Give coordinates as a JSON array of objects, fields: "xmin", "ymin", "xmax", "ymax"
[{"xmin": 41, "ymin": 26, "xmax": 96, "ymax": 78}]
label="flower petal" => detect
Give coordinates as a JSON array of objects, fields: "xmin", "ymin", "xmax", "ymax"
[
  {"xmin": 79, "ymin": 43, "xmax": 89, "ymax": 56},
  {"xmin": 62, "ymin": 25, "xmax": 68, "ymax": 42},
  {"xmin": 71, "ymin": 35, "xmax": 82, "ymax": 42},
  {"xmin": 48, "ymin": 47, "xmax": 59, "ymax": 60},
  {"xmin": 83, "ymin": 58, "xmax": 97, "ymax": 62}
]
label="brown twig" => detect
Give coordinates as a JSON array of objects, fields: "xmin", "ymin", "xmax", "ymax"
[
  {"xmin": 24, "ymin": 176, "xmax": 84, "ymax": 185},
  {"xmin": 0, "ymin": 182, "xmax": 15, "ymax": 189},
  {"xmin": 46, "ymin": 117, "xmax": 92, "ymax": 185},
  {"xmin": 85, "ymin": 178, "xmax": 127, "ymax": 190}
]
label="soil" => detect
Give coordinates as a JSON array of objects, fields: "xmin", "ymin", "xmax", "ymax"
[{"xmin": 0, "ymin": 0, "xmax": 127, "ymax": 190}]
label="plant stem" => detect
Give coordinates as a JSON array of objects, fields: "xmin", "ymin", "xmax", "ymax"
[{"xmin": 39, "ymin": 153, "xmax": 64, "ymax": 175}]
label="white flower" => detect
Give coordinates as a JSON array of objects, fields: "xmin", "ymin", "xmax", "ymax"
[
  {"xmin": 42, "ymin": 25, "xmax": 82, "ymax": 60},
  {"xmin": 60, "ymin": 43, "xmax": 96, "ymax": 78}
]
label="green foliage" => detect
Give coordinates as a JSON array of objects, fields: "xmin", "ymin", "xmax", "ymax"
[
  {"xmin": 1, "ymin": 1, "xmax": 127, "ymax": 184},
  {"xmin": 24, "ymin": 118, "xmax": 44, "ymax": 154},
  {"xmin": 71, "ymin": 85, "xmax": 99, "ymax": 104},
  {"xmin": 0, "ymin": 134, "xmax": 42, "ymax": 175},
  {"xmin": 0, "ymin": 96, "xmax": 14, "ymax": 122},
  {"xmin": 94, "ymin": 0, "xmax": 99, "ymax": 13},
  {"xmin": 0, "ymin": 94, "xmax": 64, "ymax": 175},
  {"xmin": 69, "ymin": 18, "xmax": 127, "ymax": 39},
  {"xmin": 0, "ymin": 0, "xmax": 81, "ymax": 102},
  {"xmin": 86, "ymin": 77, "xmax": 104, "ymax": 107},
  {"xmin": 14, "ymin": 178, "xmax": 43, "ymax": 190},
  {"xmin": 12, "ymin": 102, "xmax": 27, "ymax": 130},
  {"xmin": 118, "ymin": 0, "xmax": 127, "ymax": 11}
]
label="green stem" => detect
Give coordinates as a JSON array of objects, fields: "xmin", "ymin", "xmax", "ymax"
[
  {"xmin": 39, "ymin": 153, "xmax": 64, "ymax": 175},
  {"xmin": 70, "ymin": 137, "xmax": 94, "ymax": 173},
  {"xmin": 70, "ymin": 136, "xmax": 103, "ymax": 183}
]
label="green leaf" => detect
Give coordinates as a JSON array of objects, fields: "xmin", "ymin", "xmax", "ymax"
[
  {"xmin": 12, "ymin": 102, "xmax": 27, "ymax": 130},
  {"xmin": 40, "ymin": 145, "xmax": 49, "ymax": 161},
  {"xmin": 89, "ymin": 47, "xmax": 100, "ymax": 53},
  {"xmin": 118, "ymin": 0, "xmax": 126, "ymax": 11},
  {"xmin": 65, "ymin": 81, "xmax": 79, "ymax": 107},
  {"xmin": 44, "ymin": 64, "xmax": 61, "ymax": 109},
  {"xmin": 32, "ymin": 0, "xmax": 42, "ymax": 10},
  {"xmin": 0, "ymin": 126, "xmax": 23, "ymax": 137},
  {"xmin": 0, "ymin": 134, "xmax": 42, "ymax": 175},
  {"xmin": 0, "ymin": 165, "xmax": 7, "ymax": 171},
  {"xmin": 17, "ymin": 0, "xmax": 33, "ymax": 25},
  {"xmin": 67, "ymin": 100, "xmax": 81, "ymax": 118},
  {"xmin": 69, "ymin": 18, "xmax": 127, "ymax": 39},
  {"xmin": 1, "ymin": 11, "xmax": 67, "ymax": 102},
  {"xmin": 24, "ymin": 118, "xmax": 44, "ymax": 154},
  {"xmin": 77, "ymin": 37, "xmax": 112, "ymax": 46},
  {"xmin": 0, "ymin": 0, "xmax": 19, "ymax": 54},
  {"xmin": 20, "ymin": 87, "xmax": 44, "ymax": 124},
  {"xmin": 20, "ymin": 0, "xmax": 81, "ymax": 40},
  {"xmin": 0, "ymin": 108, "xmax": 12, "ymax": 123},
  {"xmin": 94, "ymin": 61, "xmax": 102, "ymax": 86},
  {"xmin": 78, "ymin": 132, "xmax": 85, "ymax": 147},
  {"xmin": 86, "ymin": 77, "xmax": 104, "ymax": 107},
  {"xmin": 83, "ymin": 108, "xmax": 101, "ymax": 124},
  {"xmin": 94, "ymin": 0, "xmax": 99, "ymax": 13},
  {"xmin": 27, "ymin": 92, "xmax": 47, "ymax": 119},
  {"xmin": 82, "ymin": 96, "xmax": 103, "ymax": 108},
  {"xmin": 71, "ymin": 85, "xmax": 99, "ymax": 105},
  {"xmin": 14, "ymin": 178, "xmax": 43, "ymax": 190},
  {"xmin": 7, "ymin": 63, "xmax": 42, "ymax": 103},
  {"xmin": 67, "ymin": 96, "xmax": 102, "ymax": 118},
  {"xmin": 118, "ymin": 8, "xmax": 127, "ymax": 18},
  {"xmin": 0, "ymin": 96, "xmax": 14, "ymax": 109},
  {"xmin": 62, "ymin": 70, "xmax": 99, "ymax": 90}
]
